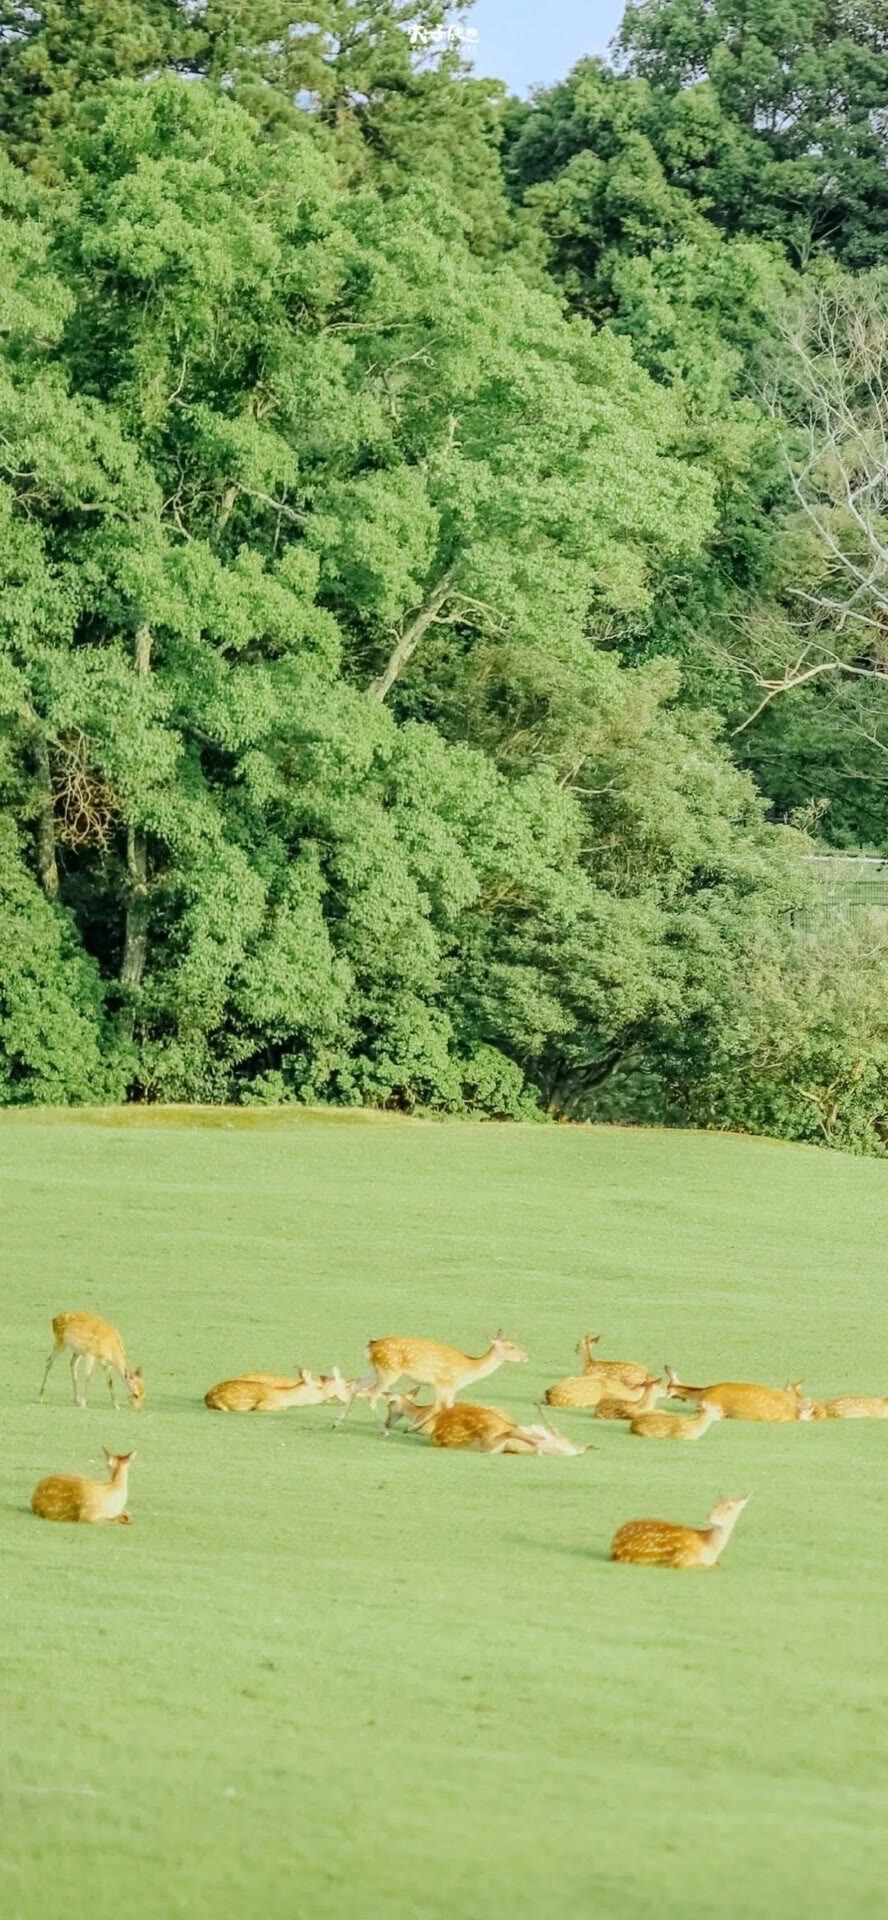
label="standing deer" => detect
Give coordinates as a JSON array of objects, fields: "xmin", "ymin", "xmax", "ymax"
[
  {"xmin": 665, "ymin": 1367, "xmax": 809, "ymax": 1423},
  {"xmin": 40, "ymin": 1312, "xmax": 144, "ymax": 1412},
  {"xmin": 340, "ymin": 1331, "xmax": 527, "ymax": 1423},
  {"xmin": 31, "ymin": 1449, "xmax": 136, "ymax": 1525},
  {"xmin": 611, "ymin": 1494, "xmax": 751, "ymax": 1570},
  {"xmin": 576, "ymin": 1335, "xmax": 650, "ymax": 1388}
]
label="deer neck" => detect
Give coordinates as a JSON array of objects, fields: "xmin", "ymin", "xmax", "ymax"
[
  {"xmin": 704, "ymin": 1512, "xmax": 739, "ymax": 1561},
  {"xmin": 104, "ymin": 1460, "xmax": 130, "ymax": 1515},
  {"xmin": 465, "ymin": 1347, "xmax": 500, "ymax": 1386}
]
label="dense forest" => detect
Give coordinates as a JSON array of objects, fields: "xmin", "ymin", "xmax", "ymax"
[{"xmin": 1, "ymin": 0, "xmax": 888, "ymax": 1149}]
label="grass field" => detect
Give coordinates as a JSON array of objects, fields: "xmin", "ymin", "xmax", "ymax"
[{"xmin": 2, "ymin": 1112, "xmax": 888, "ymax": 1920}]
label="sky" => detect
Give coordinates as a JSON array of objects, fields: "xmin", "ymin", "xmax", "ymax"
[{"xmin": 462, "ymin": 0, "xmax": 626, "ymax": 97}]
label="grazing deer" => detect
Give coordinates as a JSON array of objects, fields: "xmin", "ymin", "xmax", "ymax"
[
  {"xmin": 576, "ymin": 1335, "xmax": 650, "ymax": 1388},
  {"xmin": 822, "ymin": 1394, "xmax": 888, "ymax": 1419},
  {"xmin": 629, "ymin": 1401, "xmax": 724, "ymax": 1440},
  {"xmin": 31, "ymin": 1449, "xmax": 136, "ymax": 1525},
  {"xmin": 204, "ymin": 1370, "xmax": 343, "ymax": 1412},
  {"xmin": 595, "ymin": 1377, "xmax": 664, "ymax": 1420},
  {"xmin": 664, "ymin": 1367, "xmax": 809, "ymax": 1423},
  {"xmin": 341, "ymin": 1331, "xmax": 528, "ymax": 1422},
  {"xmin": 39, "ymin": 1312, "xmax": 144, "ymax": 1412},
  {"xmin": 545, "ymin": 1372, "xmax": 653, "ymax": 1412},
  {"xmin": 611, "ymin": 1493, "xmax": 750, "ymax": 1570}
]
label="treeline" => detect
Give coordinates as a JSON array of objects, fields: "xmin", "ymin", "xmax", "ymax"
[{"xmin": 2, "ymin": 0, "xmax": 888, "ymax": 1150}]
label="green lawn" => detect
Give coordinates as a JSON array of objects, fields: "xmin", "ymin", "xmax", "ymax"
[{"xmin": 2, "ymin": 1113, "xmax": 887, "ymax": 1920}]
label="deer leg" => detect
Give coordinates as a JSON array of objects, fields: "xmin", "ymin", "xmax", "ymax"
[
  {"xmin": 335, "ymin": 1371, "xmax": 380, "ymax": 1428},
  {"xmin": 103, "ymin": 1363, "xmax": 121, "ymax": 1412},
  {"xmin": 39, "ymin": 1345, "xmax": 61, "ymax": 1402},
  {"xmin": 77, "ymin": 1353, "xmax": 95, "ymax": 1409},
  {"xmin": 70, "ymin": 1351, "xmax": 85, "ymax": 1407}
]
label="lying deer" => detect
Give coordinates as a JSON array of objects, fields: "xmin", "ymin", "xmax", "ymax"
[
  {"xmin": 204, "ymin": 1370, "xmax": 347, "ymax": 1412},
  {"xmin": 384, "ymin": 1397, "xmax": 587, "ymax": 1455},
  {"xmin": 822, "ymin": 1394, "xmax": 888, "ymax": 1419},
  {"xmin": 31, "ymin": 1449, "xmax": 136, "ymax": 1525},
  {"xmin": 665, "ymin": 1366, "xmax": 810, "ymax": 1422},
  {"xmin": 611, "ymin": 1493, "xmax": 750, "ymax": 1570},
  {"xmin": 239, "ymin": 1367, "xmax": 349, "ymax": 1399},
  {"xmin": 340, "ymin": 1331, "xmax": 527, "ymax": 1422},
  {"xmin": 575, "ymin": 1335, "xmax": 650, "ymax": 1388},
  {"xmin": 594, "ymin": 1377, "xmax": 664, "ymax": 1420},
  {"xmin": 40, "ymin": 1312, "xmax": 144, "ymax": 1412},
  {"xmin": 545, "ymin": 1373, "xmax": 654, "ymax": 1412},
  {"xmin": 629, "ymin": 1401, "xmax": 724, "ymax": 1440}
]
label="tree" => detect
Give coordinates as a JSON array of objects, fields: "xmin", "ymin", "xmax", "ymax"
[
  {"xmin": 0, "ymin": 0, "xmax": 512, "ymax": 255},
  {"xmin": 618, "ymin": 0, "xmax": 888, "ymax": 269},
  {"xmin": 1, "ymin": 76, "xmax": 823, "ymax": 1124}
]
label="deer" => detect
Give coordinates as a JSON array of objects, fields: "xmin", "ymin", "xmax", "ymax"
[
  {"xmin": 610, "ymin": 1493, "xmax": 751, "ymax": 1570},
  {"xmin": 429, "ymin": 1403, "xmax": 589, "ymax": 1455},
  {"xmin": 204, "ymin": 1370, "xmax": 346, "ymax": 1412},
  {"xmin": 383, "ymin": 1396, "xmax": 588, "ymax": 1455},
  {"xmin": 822, "ymin": 1394, "xmax": 888, "ymax": 1419},
  {"xmin": 575, "ymin": 1335, "xmax": 650, "ymax": 1388},
  {"xmin": 664, "ymin": 1366, "xmax": 810, "ymax": 1423},
  {"xmin": 31, "ymin": 1449, "xmax": 136, "ymax": 1525},
  {"xmin": 594, "ymin": 1377, "xmax": 664, "ymax": 1420},
  {"xmin": 239, "ymin": 1367, "xmax": 350, "ymax": 1402},
  {"xmin": 629, "ymin": 1401, "xmax": 724, "ymax": 1440},
  {"xmin": 545, "ymin": 1372, "xmax": 654, "ymax": 1412},
  {"xmin": 339, "ymin": 1331, "xmax": 528, "ymax": 1424},
  {"xmin": 39, "ymin": 1312, "xmax": 144, "ymax": 1412}
]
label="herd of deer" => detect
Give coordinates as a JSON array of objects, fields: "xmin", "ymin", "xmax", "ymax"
[{"xmin": 30, "ymin": 1310, "xmax": 888, "ymax": 1569}]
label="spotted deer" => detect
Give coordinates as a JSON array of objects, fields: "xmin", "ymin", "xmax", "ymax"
[
  {"xmin": 31, "ymin": 1449, "xmax": 136, "ymax": 1525},
  {"xmin": 610, "ymin": 1494, "xmax": 750, "ymax": 1569},
  {"xmin": 576, "ymin": 1335, "xmax": 650, "ymax": 1388},
  {"xmin": 665, "ymin": 1367, "xmax": 809, "ymax": 1422},
  {"xmin": 629, "ymin": 1401, "xmax": 724, "ymax": 1440},
  {"xmin": 822, "ymin": 1394, "xmax": 888, "ymax": 1419},
  {"xmin": 204, "ymin": 1370, "xmax": 346, "ymax": 1412},
  {"xmin": 545, "ymin": 1373, "xmax": 654, "ymax": 1412},
  {"xmin": 341, "ymin": 1331, "xmax": 528, "ymax": 1423},
  {"xmin": 40, "ymin": 1312, "xmax": 144, "ymax": 1412},
  {"xmin": 594, "ymin": 1377, "xmax": 664, "ymax": 1420}
]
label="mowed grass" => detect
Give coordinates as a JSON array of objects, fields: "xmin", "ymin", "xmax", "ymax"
[{"xmin": 2, "ymin": 1114, "xmax": 888, "ymax": 1920}]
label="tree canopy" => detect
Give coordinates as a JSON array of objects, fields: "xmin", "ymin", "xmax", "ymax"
[{"xmin": 2, "ymin": 2, "xmax": 888, "ymax": 1152}]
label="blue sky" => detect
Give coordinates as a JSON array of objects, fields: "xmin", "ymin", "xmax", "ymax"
[{"xmin": 464, "ymin": 0, "xmax": 626, "ymax": 96}]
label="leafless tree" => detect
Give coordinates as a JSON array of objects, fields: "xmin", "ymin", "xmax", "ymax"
[{"xmin": 730, "ymin": 280, "xmax": 888, "ymax": 737}]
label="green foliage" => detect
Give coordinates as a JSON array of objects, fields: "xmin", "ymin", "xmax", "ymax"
[
  {"xmin": 0, "ymin": 818, "xmax": 125, "ymax": 1102},
  {"xmin": 0, "ymin": 30, "xmax": 883, "ymax": 1149},
  {"xmin": 618, "ymin": 0, "xmax": 888, "ymax": 269}
]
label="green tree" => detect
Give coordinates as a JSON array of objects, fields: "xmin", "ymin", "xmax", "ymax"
[{"xmin": 618, "ymin": 0, "xmax": 888, "ymax": 269}]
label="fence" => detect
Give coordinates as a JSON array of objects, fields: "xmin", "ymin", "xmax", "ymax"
[{"xmin": 791, "ymin": 857, "xmax": 888, "ymax": 931}]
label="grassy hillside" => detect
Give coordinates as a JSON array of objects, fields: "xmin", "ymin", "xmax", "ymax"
[{"xmin": 2, "ymin": 1114, "xmax": 887, "ymax": 1920}]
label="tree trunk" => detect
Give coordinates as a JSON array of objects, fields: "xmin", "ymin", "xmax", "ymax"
[
  {"xmin": 121, "ymin": 624, "xmax": 151, "ymax": 990},
  {"xmin": 368, "ymin": 574, "xmax": 452, "ymax": 702},
  {"xmin": 32, "ymin": 731, "xmax": 59, "ymax": 900}
]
